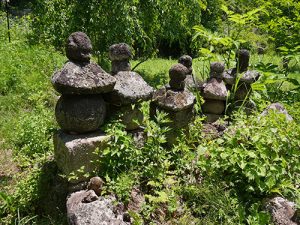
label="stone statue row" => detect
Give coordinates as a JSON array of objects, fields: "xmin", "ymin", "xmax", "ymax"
[{"xmin": 51, "ymin": 32, "xmax": 259, "ymax": 186}]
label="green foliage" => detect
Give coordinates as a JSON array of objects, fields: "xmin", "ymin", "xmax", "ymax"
[
  {"xmin": 258, "ymin": 0, "xmax": 300, "ymax": 50},
  {"xmin": 99, "ymin": 108, "xmax": 170, "ymax": 181},
  {"xmin": 30, "ymin": 0, "xmax": 209, "ymax": 56},
  {"xmin": 253, "ymin": 54, "xmax": 300, "ymax": 104},
  {"xmin": 180, "ymin": 181, "xmax": 267, "ymax": 224},
  {"xmin": 199, "ymin": 112, "xmax": 300, "ymax": 198},
  {"xmin": 223, "ymin": 0, "xmax": 300, "ymax": 52},
  {"xmin": 0, "ymin": 167, "xmax": 41, "ymax": 224},
  {"xmin": 193, "ymin": 5, "xmax": 266, "ymax": 67},
  {"xmin": 105, "ymin": 173, "xmax": 136, "ymax": 204},
  {"xmin": 13, "ymin": 107, "xmax": 55, "ymax": 158}
]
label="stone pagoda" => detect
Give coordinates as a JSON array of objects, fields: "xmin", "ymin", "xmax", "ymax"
[
  {"xmin": 201, "ymin": 62, "xmax": 228, "ymax": 122},
  {"xmin": 104, "ymin": 43, "xmax": 154, "ymax": 131},
  {"xmin": 150, "ymin": 63, "xmax": 196, "ymax": 145},
  {"xmin": 52, "ymin": 32, "xmax": 116, "ymax": 185}
]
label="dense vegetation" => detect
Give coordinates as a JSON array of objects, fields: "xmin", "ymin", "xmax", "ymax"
[
  {"xmin": 26, "ymin": 0, "xmax": 300, "ymax": 58},
  {"xmin": 0, "ymin": 1, "xmax": 299, "ymax": 224}
]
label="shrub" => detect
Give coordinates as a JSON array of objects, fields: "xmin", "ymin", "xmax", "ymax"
[
  {"xmin": 199, "ymin": 111, "xmax": 300, "ymax": 199},
  {"xmin": 13, "ymin": 107, "xmax": 55, "ymax": 158}
]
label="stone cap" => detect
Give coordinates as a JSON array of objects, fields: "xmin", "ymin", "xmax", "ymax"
[
  {"xmin": 222, "ymin": 69, "xmax": 260, "ymax": 85},
  {"xmin": 169, "ymin": 63, "xmax": 189, "ymax": 80},
  {"xmin": 239, "ymin": 70, "xmax": 260, "ymax": 84},
  {"xmin": 52, "ymin": 61, "xmax": 116, "ymax": 95},
  {"xmin": 178, "ymin": 55, "xmax": 192, "ymax": 68},
  {"xmin": 152, "ymin": 87, "xmax": 195, "ymax": 112},
  {"xmin": 210, "ymin": 62, "xmax": 225, "ymax": 78},
  {"xmin": 222, "ymin": 69, "xmax": 235, "ymax": 85},
  {"xmin": 202, "ymin": 78, "xmax": 228, "ymax": 100},
  {"xmin": 109, "ymin": 43, "xmax": 132, "ymax": 61},
  {"xmin": 104, "ymin": 71, "xmax": 154, "ymax": 105},
  {"xmin": 66, "ymin": 32, "xmax": 92, "ymax": 63}
]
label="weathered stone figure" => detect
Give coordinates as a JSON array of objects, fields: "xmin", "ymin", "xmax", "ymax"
[
  {"xmin": 52, "ymin": 32, "xmax": 115, "ymax": 184},
  {"xmin": 178, "ymin": 55, "xmax": 198, "ymax": 89},
  {"xmin": 201, "ymin": 62, "xmax": 228, "ymax": 122},
  {"xmin": 223, "ymin": 49, "xmax": 260, "ymax": 102},
  {"xmin": 150, "ymin": 63, "xmax": 196, "ymax": 145},
  {"xmin": 109, "ymin": 43, "xmax": 132, "ymax": 75},
  {"xmin": 105, "ymin": 43, "xmax": 153, "ymax": 131}
]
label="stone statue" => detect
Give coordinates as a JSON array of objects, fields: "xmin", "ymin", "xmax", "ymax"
[{"xmin": 150, "ymin": 63, "xmax": 196, "ymax": 145}]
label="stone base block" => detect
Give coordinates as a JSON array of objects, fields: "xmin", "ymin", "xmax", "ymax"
[
  {"xmin": 234, "ymin": 83, "xmax": 252, "ymax": 101},
  {"xmin": 204, "ymin": 114, "xmax": 223, "ymax": 123},
  {"xmin": 150, "ymin": 104, "xmax": 195, "ymax": 146},
  {"xmin": 202, "ymin": 99, "xmax": 225, "ymax": 115},
  {"xmin": 54, "ymin": 130, "xmax": 110, "ymax": 184},
  {"xmin": 150, "ymin": 103, "xmax": 195, "ymax": 129},
  {"xmin": 108, "ymin": 104, "xmax": 144, "ymax": 131}
]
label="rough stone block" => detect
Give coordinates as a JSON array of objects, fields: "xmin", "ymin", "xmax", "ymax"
[
  {"xmin": 67, "ymin": 191, "xmax": 128, "ymax": 225},
  {"xmin": 204, "ymin": 114, "xmax": 223, "ymax": 123},
  {"xmin": 54, "ymin": 130, "xmax": 110, "ymax": 183},
  {"xmin": 202, "ymin": 99, "xmax": 225, "ymax": 115}
]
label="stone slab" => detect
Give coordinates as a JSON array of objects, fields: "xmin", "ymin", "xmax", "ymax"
[
  {"xmin": 152, "ymin": 87, "xmax": 195, "ymax": 112},
  {"xmin": 52, "ymin": 61, "xmax": 116, "ymax": 95}
]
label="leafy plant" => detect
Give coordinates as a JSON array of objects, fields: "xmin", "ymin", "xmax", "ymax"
[
  {"xmin": 193, "ymin": 5, "xmax": 266, "ymax": 68},
  {"xmin": 199, "ymin": 111, "xmax": 300, "ymax": 199}
]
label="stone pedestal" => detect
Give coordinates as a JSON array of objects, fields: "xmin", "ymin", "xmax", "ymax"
[{"xmin": 54, "ymin": 130, "xmax": 110, "ymax": 184}]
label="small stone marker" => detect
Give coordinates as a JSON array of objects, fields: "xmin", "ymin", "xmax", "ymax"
[
  {"xmin": 260, "ymin": 103, "xmax": 293, "ymax": 121},
  {"xmin": 105, "ymin": 43, "xmax": 154, "ymax": 131}
]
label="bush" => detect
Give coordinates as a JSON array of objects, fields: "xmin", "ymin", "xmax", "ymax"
[
  {"xmin": 199, "ymin": 111, "xmax": 300, "ymax": 199},
  {"xmin": 13, "ymin": 107, "xmax": 55, "ymax": 158}
]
